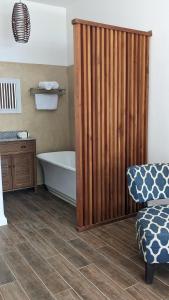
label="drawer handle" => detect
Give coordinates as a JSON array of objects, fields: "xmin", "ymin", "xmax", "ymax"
[{"xmin": 21, "ymin": 145, "xmax": 26, "ymax": 149}]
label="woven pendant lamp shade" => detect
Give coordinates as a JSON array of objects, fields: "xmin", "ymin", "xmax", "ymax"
[{"xmin": 12, "ymin": 1, "xmax": 31, "ymax": 43}]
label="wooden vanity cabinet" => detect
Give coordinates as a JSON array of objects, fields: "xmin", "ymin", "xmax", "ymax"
[
  {"xmin": 1, "ymin": 156, "xmax": 13, "ymax": 191},
  {"xmin": 0, "ymin": 140, "xmax": 36, "ymax": 192}
]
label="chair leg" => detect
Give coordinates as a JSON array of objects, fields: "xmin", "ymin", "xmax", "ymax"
[{"xmin": 145, "ymin": 263, "xmax": 155, "ymax": 284}]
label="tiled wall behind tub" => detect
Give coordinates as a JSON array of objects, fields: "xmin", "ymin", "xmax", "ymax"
[
  {"xmin": 68, "ymin": 65, "xmax": 75, "ymax": 149},
  {"xmin": 0, "ymin": 62, "xmax": 71, "ymax": 184}
]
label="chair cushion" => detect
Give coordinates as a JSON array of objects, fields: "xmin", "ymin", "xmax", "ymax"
[{"xmin": 136, "ymin": 205, "xmax": 169, "ymax": 264}]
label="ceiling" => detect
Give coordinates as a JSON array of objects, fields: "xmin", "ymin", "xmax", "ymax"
[{"xmin": 28, "ymin": 0, "xmax": 77, "ymax": 8}]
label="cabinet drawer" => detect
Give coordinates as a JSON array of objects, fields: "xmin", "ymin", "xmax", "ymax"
[{"xmin": 0, "ymin": 140, "xmax": 36, "ymax": 154}]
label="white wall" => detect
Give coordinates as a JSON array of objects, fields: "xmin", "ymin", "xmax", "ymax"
[
  {"xmin": 0, "ymin": 0, "xmax": 67, "ymax": 66},
  {"xmin": 67, "ymin": 0, "xmax": 169, "ymax": 163},
  {"xmin": 0, "ymin": 158, "xmax": 7, "ymax": 225}
]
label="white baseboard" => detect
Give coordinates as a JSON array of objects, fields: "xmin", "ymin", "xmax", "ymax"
[{"xmin": 47, "ymin": 186, "xmax": 76, "ymax": 207}]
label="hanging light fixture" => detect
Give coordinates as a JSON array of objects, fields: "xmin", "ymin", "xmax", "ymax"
[{"xmin": 12, "ymin": 1, "xmax": 31, "ymax": 43}]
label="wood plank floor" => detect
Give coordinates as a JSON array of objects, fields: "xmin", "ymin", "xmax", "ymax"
[{"xmin": 0, "ymin": 187, "xmax": 168, "ymax": 299}]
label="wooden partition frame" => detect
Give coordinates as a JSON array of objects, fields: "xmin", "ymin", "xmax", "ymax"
[{"xmin": 73, "ymin": 19, "xmax": 152, "ymax": 231}]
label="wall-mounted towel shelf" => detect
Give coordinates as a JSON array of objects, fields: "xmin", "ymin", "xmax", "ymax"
[{"xmin": 30, "ymin": 88, "xmax": 66, "ymax": 97}]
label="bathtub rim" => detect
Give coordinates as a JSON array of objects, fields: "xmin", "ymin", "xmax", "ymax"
[{"xmin": 37, "ymin": 151, "xmax": 76, "ymax": 172}]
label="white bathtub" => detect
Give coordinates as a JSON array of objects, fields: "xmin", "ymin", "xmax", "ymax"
[{"xmin": 37, "ymin": 151, "xmax": 76, "ymax": 206}]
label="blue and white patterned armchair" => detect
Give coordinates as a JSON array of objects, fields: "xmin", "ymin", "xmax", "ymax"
[{"xmin": 127, "ymin": 163, "xmax": 169, "ymax": 284}]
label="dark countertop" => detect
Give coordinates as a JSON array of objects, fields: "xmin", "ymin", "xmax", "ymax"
[{"xmin": 0, "ymin": 138, "xmax": 36, "ymax": 143}]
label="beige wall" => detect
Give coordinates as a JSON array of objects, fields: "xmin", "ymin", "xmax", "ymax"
[
  {"xmin": 0, "ymin": 62, "xmax": 71, "ymax": 184},
  {"xmin": 67, "ymin": 65, "xmax": 75, "ymax": 149}
]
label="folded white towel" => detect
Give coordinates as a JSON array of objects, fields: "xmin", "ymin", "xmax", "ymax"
[{"xmin": 39, "ymin": 81, "xmax": 59, "ymax": 90}]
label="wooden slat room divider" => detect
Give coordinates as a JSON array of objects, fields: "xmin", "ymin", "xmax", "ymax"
[{"xmin": 73, "ymin": 19, "xmax": 152, "ymax": 231}]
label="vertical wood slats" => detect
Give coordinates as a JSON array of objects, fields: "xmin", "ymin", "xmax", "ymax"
[
  {"xmin": 92, "ymin": 26, "xmax": 97, "ymax": 224},
  {"xmin": 113, "ymin": 30, "xmax": 118, "ymax": 219},
  {"xmin": 109, "ymin": 29, "xmax": 114, "ymax": 219},
  {"xmin": 101, "ymin": 28, "xmax": 105, "ymax": 221},
  {"xmin": 73, "ymin": 20, "xmax": 151, "ymax": 230},
  {"xmin": 126, "ymin": 34, "xmax": 149, "ymax": 215},
  {"xmin": 96, "ymin": 27, "xmax": 102, "ymax": 223},
  {"xmin": 87, "ymin": 25, "xmax": 93, "ymax": 226},
  {"xmin": 74, "ymin": 24, "xmax": 83, "ymax": 227}
]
